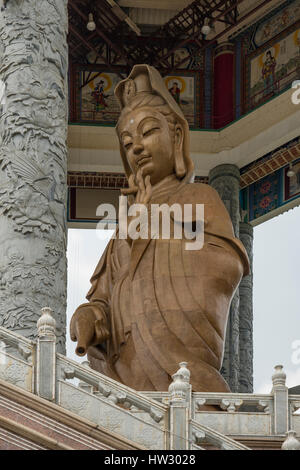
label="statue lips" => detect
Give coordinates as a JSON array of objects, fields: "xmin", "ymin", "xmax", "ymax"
[{"xmin": 136, "ymin": 155, "xmax": 151, "ymax": 167}]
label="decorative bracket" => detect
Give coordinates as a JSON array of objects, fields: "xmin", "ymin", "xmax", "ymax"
[{"xmin": 220, "ymin": 398, "xmax": 243, "ymax": 412}]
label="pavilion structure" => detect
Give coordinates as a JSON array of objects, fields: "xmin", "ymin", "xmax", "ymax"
[{"xmin": 0, "ymin": 0, "xmax": 300, "ymax": 450}]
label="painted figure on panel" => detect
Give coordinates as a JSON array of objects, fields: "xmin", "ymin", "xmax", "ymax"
[
  {"xmin": 91, "ymin": 80, "xmax": 108, "ymax": 111},
  {"xmin": 262, "ymin": 50, "xmax": 276, "ymax": 95},
  {"xmin": 168, "ymin": 81, "xmax": 181, "ymax": 105},
  {"xmin": 70, "ymin": 65, "xmax": 249, "ymax": 392}
]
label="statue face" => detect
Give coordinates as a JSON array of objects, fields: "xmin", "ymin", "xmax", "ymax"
[{"xmin": 118, "ymin": 107, "xmax": 175, "ymax": 186}]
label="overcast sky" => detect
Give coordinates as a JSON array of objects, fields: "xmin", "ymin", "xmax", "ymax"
[{"xmin": 66, "ymin": 204, "xmax": 300, "ymax": 393}]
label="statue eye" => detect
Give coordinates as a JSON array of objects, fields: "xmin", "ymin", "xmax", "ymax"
[
  {"xmin": 143, "ymin": 127, "xmax": 159, "ymax": 137},
  {"xmin": 124, "ymin": 142, "xmax": 132, "ymax": 150}
]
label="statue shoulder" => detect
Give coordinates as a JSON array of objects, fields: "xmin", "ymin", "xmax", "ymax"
[
  {"xmin": 169, "ymin": 182, "xmax": 223, "ymax": 206},
  {"xmin": 168, "ymin": 182, "xmax": 230, "ymax": 226}
]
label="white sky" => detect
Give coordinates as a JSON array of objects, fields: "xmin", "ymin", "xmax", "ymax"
[{"xmin": 66, "ymin": 204, "xmax": 300, "ymax": 393}]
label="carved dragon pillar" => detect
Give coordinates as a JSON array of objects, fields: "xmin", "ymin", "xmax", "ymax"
[
  {"xmin": 209, "ymin": 164, "xmax": 241, "ymax": 392},
  {"xmin": 0, "ymin": 0, "xmax": 68, "ymax": 353},
  {"xmin": 239, "ymin": 222, "xmax": 254, "ymax": 393}
]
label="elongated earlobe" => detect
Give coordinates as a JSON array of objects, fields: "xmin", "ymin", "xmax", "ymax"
[
  {"xmin": 175, "ymin": 149, "xmax": 186, "ymax": 178},
  {"xmin": 174, "ymin": 124, "xmax": 186, "ymax": 179}
]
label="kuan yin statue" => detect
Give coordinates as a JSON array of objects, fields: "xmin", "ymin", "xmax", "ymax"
[{"xmin": 70, "ymin": 64, "xmax": 249, "ymax": 392}]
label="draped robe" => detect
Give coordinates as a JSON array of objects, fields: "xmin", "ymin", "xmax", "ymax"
[{"xmin": 84, "ymin": 176, "xmax": 249, "ymax": 392}]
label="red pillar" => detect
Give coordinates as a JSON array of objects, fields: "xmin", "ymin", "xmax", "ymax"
[{"xmin": 213, "ymin": 42, "xmax": 234, "ymax": 129}]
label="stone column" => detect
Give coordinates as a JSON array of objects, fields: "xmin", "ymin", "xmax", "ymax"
[
  {"xmin": 209, "ymin": 164, "xmax": 240, "ymax": 392},
  {"xmin": 0, "ymin": 1, "xmax": 68, "ymax": 353},
  {"xmin": 239, "ymin": 222, "xmax": 254, "ymax": 393}
]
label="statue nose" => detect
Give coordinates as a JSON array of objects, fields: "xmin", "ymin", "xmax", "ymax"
[{"xmin": 133, "ymin": 142, "xmax": 144, "ymax": 155}]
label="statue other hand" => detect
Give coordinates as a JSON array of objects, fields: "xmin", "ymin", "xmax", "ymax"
[{"xmin": 70, "ymin": 304, "xmax": 110, "ymax": 357}]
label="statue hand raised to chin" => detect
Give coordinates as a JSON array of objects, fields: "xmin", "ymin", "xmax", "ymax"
[{"xmin": 70, "ymin": 64, "xmax": 250, "ymax": 392}]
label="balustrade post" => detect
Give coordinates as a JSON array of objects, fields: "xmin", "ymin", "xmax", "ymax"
[
  {"xmin": 36, "ymin": 307, "xmax": 56, "ymax": 401},
  {"xmin": 272, "ymin": 365, "xmax": 289, "ymax": 435},
  {"xmin": 168, "ymin": 362, "xmax": 191, "ymax": 450}
]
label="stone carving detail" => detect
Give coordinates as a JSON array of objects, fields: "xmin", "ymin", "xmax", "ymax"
[
  {"xmin": 0, "ymin": 1, "xmax": 68, "ymax": 353},
  {"xmin": 272, "ymin": 364, "xmax": 286, "ymax": 388},
  {"xmin": 17, "ymin": 343, "xmax": 33, "ymax": 363},
  {"xmin": 209, "ymin": 164, "xmax": 241, "ymax": 392},
  {"xmin": 258, "ymin": 400, "xmax": 270, "ymax": 413},
  {"xmin": 195, "ymin": 398, "xmax": 207, "ymax": 409},
  {"xmin": 59, "ymin": 386, "xmax": 91, "ymax": 415},
  {"xmin": 192, "ymin": 429, "xmax": 206, "ymax": 445},
  {"xmin": 220, "ymin": 398, "xmax": 243, "ymax": 413},
  {"xmin": 0, "ymin": 361, "xmax": 28, "ymax": 388},
  {"xmin": 168, "ymin": 363, "xmax": 191, "ymax": 403},
  {"xmin": 290, "ymin": 401, "xmax": 300, "ymax": 413}
]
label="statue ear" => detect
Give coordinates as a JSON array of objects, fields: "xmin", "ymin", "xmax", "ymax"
[{"xmin": 174, "ymin": 123, "xmax": 186, "ymax": 179}]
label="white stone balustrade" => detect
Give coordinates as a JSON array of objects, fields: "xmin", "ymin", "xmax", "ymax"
[{"xmin": 0, "ymin": 308, "xmax": 299, "ymax": 450}]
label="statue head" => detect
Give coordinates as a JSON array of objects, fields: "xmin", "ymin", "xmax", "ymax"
[{"xmin": 115, "ymin": 65, "xmax": 194, "ymax": 186}]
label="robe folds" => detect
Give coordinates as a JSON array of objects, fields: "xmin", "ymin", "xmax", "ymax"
[{"xmin": 85, "ymin": 181, "xmax": 250, "ymax": 392}]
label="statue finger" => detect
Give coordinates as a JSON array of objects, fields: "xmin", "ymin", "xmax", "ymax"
[
  {"xmin": 121, "ymin": 186, "xmax": 138, "ymax": 195},
  {"xmin": 144, "ymin": 175, "xmax": 152, "ymax": 203},
  {"xmin": 136, "ymin": 168, "xmax": 142, "ymax": 183},
  {"xmin": 128, "ymin": 174, "xmax": 136, "ymax": 188},
  {"xmin": 137, "ymin": 173, "xmax": 146, "ymax": 202}
]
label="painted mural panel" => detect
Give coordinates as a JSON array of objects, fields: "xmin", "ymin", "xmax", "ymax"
[
  {"xmin": 80, "ymin": 71, "xmax": 121, "ymax": 123},
  {"xmin": 78, "ymin": 69, "xmax": 200, "ymax": 127},
  {"xmin": 250, "ymin": 28, "xmax": 300, "ymax": 103},
  {"xmin": 164, "ymin": 74, "xmax": 196, "ymax": 127},
  {"xmin": 254, "ymin": 0, "xmax": 300, "ymax": 47}
]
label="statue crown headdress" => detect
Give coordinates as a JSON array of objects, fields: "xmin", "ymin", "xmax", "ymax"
[{"xmin": 114, "ymin": 64, "xmax": 194, "ymax": 182}]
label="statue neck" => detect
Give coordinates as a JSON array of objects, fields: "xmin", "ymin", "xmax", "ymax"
[{"xmin": 149, "ymin": 174, "xmax": 181, "ymax": 203}]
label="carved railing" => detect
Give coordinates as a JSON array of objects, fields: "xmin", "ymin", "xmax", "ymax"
[
  {"xmin": 56, "ymin": 355, "xmax": 169, "ymax": 449},
  {"xmin": 190, "ymin": 420, "xmax": 250, "ymax": 450},
  {"xmin": 0, "ymin": 325, "xmax": 35, "ymax": 393},
  {"xmin": 1, "ymin": 308, "xmax": 300, "ymax": 450}
]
